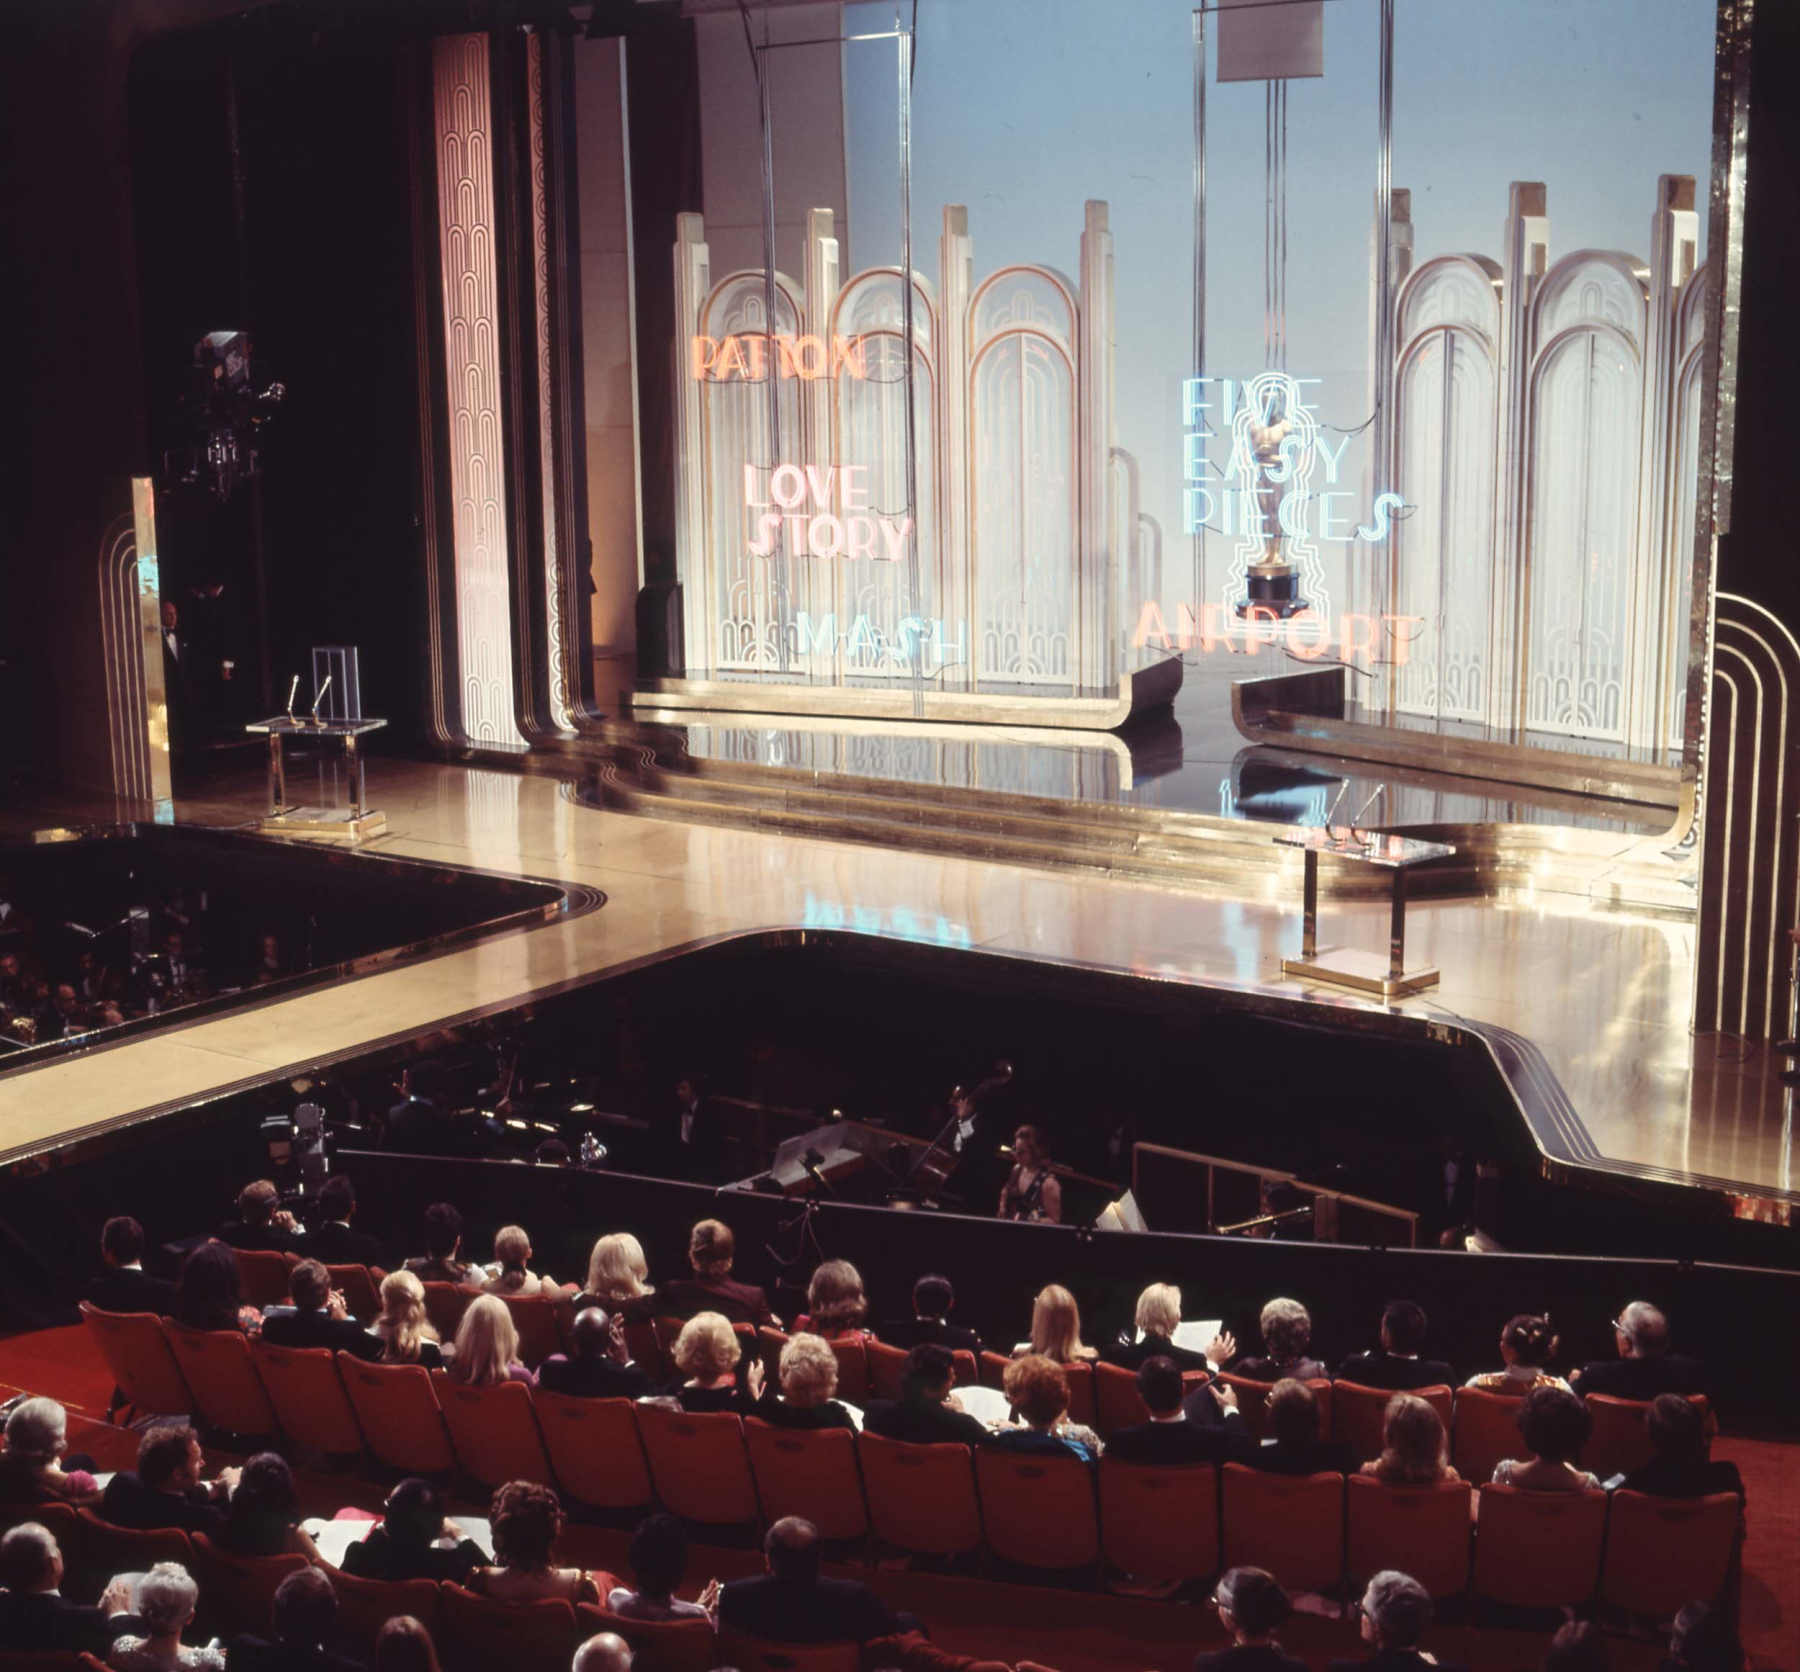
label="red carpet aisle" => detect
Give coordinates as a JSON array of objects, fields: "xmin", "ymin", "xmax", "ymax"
[{"xmin": 3, "ymin": 1325, "xmax": 1793, "ymax": 1671}]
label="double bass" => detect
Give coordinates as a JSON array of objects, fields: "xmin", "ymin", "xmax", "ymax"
[{"xmin": 891, "ymin": 1061, "xmax": 1013, "ymax": 1203}]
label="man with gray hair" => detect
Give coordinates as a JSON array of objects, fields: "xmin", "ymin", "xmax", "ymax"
[
  {"xmin": 571, "ymin": 1631, "xmax": 634, "ymax": 1672},
  {"xmin": 0, "ymin": 1521, "xmax": 141, "ymax": 1654},
  {"xmin": 1327, "ymin": 1571, "xmax": 1468, "ymax": 1672},
  {"xmin": 1571, "ymin": 1301, "xmax": 1706, "ymax": 1401}
]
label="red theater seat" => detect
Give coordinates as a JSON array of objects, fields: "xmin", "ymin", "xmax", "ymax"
[
  {"xmin": 161, "ymin": 1321, "xmax": 278, "ymax": 1439},
  {"xmin": 189, "ymin": 1533, "xmax": 308, "ymax": 1639},
  {"xmin": 576, "ymin": 1604, "xmax": 718, "ymax": 1672},
  {"xmin": 716, "ymin": 1630, "xmax": 860, "ymax": 1672},
  {"xmin": 866, "ymin": 1340, "xmax": 910, "ymax": 1401},
  {"xmin": 1334, "ymin": 1381, "xmax": 1451, "ymax": 1467},
  {"xmin": 636, "ymin": 1406, "xmax": 758, "ymax": 1528},
  {"xmin": 1450, "ymin": 1386, "xmax": 1528, "ymax": 1486},
  {"xmin": 78, "ymin": 1302, "xmax": 190, "ymax": 1422},
  {"xmin": 1346, "ymin": 1474, "xmax": 1472, "ymax": 1598},
  {"xmin": 233, "ymin": 1249, "xmax": 299, "ymax": 1309},
  {"xmin": 1098, "ymin": 1459, "xmax": 1219, "ymax": 1584},
  {"xmin": 746, "ymin": 1421, "xmax": 867, "ymax": 1539},
  {"xmin": 1092, "ymin": 1362, "xmax": 1210, "ymax": 1436},
  {"xmin": 68, "ymin": 1511, "xmax": 190, "ymax": 1601},
  {"xmin": 1599, "ymin": 1490, "xmax": 1739, "ymax": 1614},
  {"xmin": 533, "ymin": 1392, "xmax": 655, "ymax": 1512},
  {"xmin": 858, "ymin": 1433, "xmax": 982, "ymax": 1560},
  {"xmin": 324, "ymin": 1264, "xmax": 384, "ymax": 1323},
  {"xmin": 249, "ymin": 1341, "xmax": 363, "ymax": 1454},
  {"xmin": 421, "ymin": 1281, "xmax": 475, "ymax": 1343},
  {"xmin": 500, "ymin": 1292, "xmax": 568, "ymax": 1368},
  {"xmin": 974, "ymin": 1447, "xmax": 1100, "ymax": 1574},
  {"xmin": 827, "ymin": 1337, "xmax": 869, "ymax": 1405},
  {"xmin": 431, "ymin": 1371, "xmax": 553, "ymax": 1489},
  {"xmin": 331, "ymin": 1569, "xmax": 442, "ymax": 1652},
  {"xmin": 437, "ymin": 1585, "xmax": 579, "ymax": 1672},
  {"xmin": 1471, "ymin": 1483, "xmax": 1606, "ymax": 1609},
  {"xmin": 1221, "ymin": 1464, "xmax": 1344, "ymax": 1593},
  {"xmin": 1218, "ymin": 1375, "xmax": 1334, "ymax": 1443},
  {"xmin": 1582, "ymin": 1392, "xmax": 1711, "ymax": 1480},
  {"xmin": 337, "ymin": 1356, "xmax": 457, "ymax": 1474}
]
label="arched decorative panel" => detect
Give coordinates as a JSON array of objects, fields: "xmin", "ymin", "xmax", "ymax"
[{"xmin": 1666, "ymin": 262, "xmax": 1709, "ymax": 743}]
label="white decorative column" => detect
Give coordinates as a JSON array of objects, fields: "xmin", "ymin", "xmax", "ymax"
[
  {"xmin": 431, "ymin": 33, "xmax": 526, "ymax": 747},
  {"xmin": 938, "ymin": 205, "xmax": 974, "ymax": 691},
  {"xmin": 1078, "ymin": 200, "xmax": 1117, "ymax": 692},
  {"xmin": 672, "ymin": 212, "xmax": 712, "ymax": 674}
]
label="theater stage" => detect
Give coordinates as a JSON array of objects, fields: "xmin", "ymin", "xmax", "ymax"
[{"xmin": 0, "ymin": 755, "xmax": 1789, "ymax": 1223}]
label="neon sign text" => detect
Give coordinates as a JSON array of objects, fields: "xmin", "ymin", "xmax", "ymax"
[
  {"xmin": 692, "ymin": 334, "xmax": 868, "ymax": 382},
  {"xmin": 744, "ymin": 464, "xmax": 914, "ymax": 563},
  {"xmin": 1132, "ymin": 601, "xmax": 1421, "ymax": 664},
  {"xmin": 794, "ymin": 611, "xmax": 966, "ymax": 673}
]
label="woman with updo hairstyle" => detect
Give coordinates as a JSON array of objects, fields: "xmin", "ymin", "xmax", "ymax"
[
  {"xmin": 1193, "ymin": 1567, "xmax": 1307, "ymax": 1672},
  {"xmin": 468, "ymin": 1479, "xmax": 602, "ymax": 1604},
  {"xmin": 0, "ymin": 1397, "xmax": 101, "ymax": 1506},
  {"xmin": 1492, "ymin": 1385, "xmax": 1601, "ymax": 1492},
  {"xmin": 793, "ymin": 1260, "xmax": 871, "ymax": 1339},
  {"xmin": 105, "ymin": 1561, "xmax": 223, "ymax": 1670},
  {"xmin": 753, "ymin": 1333, "xmax": 856, "ymax": 1431},
  {"xmin": 1359, "ymin": 1394, "xmax": 1459, "ymax": 1486},
  {"xmin": 995, "ymin": 1354, "xmax": 1102, "ymax": 1462},
  {"xmin": 1465, "ymin": 1314, "xmax": 1569, "ymax": 1393}
]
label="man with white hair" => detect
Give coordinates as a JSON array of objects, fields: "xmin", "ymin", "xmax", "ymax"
[
  {"xmin": 0, "ymin": 1521, "xmax": 140, "ymax": 1653},
  {"xmin": 1326, "ymin": 1571, "xmax": 1469, "ymax": 1672},
  {"xmin": 572, "ymin": 1633, "xmax": 633, "ymax": 1672},
  {"xmin": 1571, "ymin": 1301, "xmax": 1707, "ymax": 1401}
]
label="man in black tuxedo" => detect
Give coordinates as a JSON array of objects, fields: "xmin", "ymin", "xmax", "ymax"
[
  {"xmin": 0, "ymin": 1521, "xmax": 142, "ymax": 1655},
  {"xmin": 718, "ymin": 1517, "xmax": 916, "ymax": 1645},
  {"xmin": 537, "ymin": 1306, "xmax": 659, "ymax": 1400},
  {"xmin": 100, "ymin": 1423, "xmax": 236, "ymax": 1538},
  {"xmin": 300, "ymin": 1175, "xmax": 387, "ymax": 1270},
  {"xmin": 1337, "ymin": 1301, "xmax": 1455, "ymax": 1390},
  {"xmin": 88, "ymin": 1216, "xmax": 177, "ymax": 1316},
  {"xmin": 1326, "ymin": 1571, "xmax": 1468, "ymax": 1672},
  {"xmin": 226, "ymin": 1566, "xmax": 368, "ymax": 1672},
  {"xmin": 864, "ymin": 1344, "xmax": 993, "ymax": 1447},
  {"xmin": 260, "ymin": 1260, "xmax": 382, "ymax": 1360},
  {"xmin": 1570, "ymin": 1301, "xmax": 1706, "ymax": 1401},
  {"xmin": 1106, "ymin": 1357, "xmax": 1256, "ymax": 1466},
  {"xmin": 217, "ymin": 1178, "xmax": 306, "ymax": 1255},
  {"xmin": 876, "ymin": 1275, "xmax": 982, "ymax": 1356},
  {"xmin": 1250, "ymin": 1377, "xmax": 1354, "ymax": 1476}
]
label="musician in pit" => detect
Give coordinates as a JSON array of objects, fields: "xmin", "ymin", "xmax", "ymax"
[{"xmin": 998, "ymin": 1124, "xmax": 1062, "ymax": 1223}]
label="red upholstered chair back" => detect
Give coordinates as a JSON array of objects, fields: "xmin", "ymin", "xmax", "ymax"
[
  {"xmin": 857, "ymin": 1432, "xmax": 982, "ymax": 1558},
  {"xmin": 68, "ymin": 1511, "xmax": 191, "ymax": 1602},
  {"xmin": 1334, "ymin": 1381, "xmax": 1451, "ymax": 1469},
  {"xmin": 1471, "ymin": 1483, "xmax": 1607, "ymax": 1608},
  {"xmin": 973, "ymin": 1447, "xmax": 1100, "ymax": 1573},
  {"xmin": 160, "ymin": 1320, "xmax": 278, "ymax": 1439},
  {"xmin": 249, "ymin": 1341, "xmax": 363, "ymax": 1454},
  {"xmin": 745, "ymin": 1420, "xmax": 868, "ymax": 1539},
  {"xmin": 233, "ymin": 1249, "xmax": 299, "ymax": 1309},
  {"xmin": 1345, "ymin": 1474, "xmax": 1473, "ymax": 1598},
  {"xmin": 421, "ymin": 1282, "xmax": 475, "ymax": 1343},
  {"xmin": 1582, "ymin": 1392, "xmax": 1710, "ymax": 1480},
  {"xmin": 77, "ymin": 1302, "xmax": 190, "ymax": 1421},
  {"xmin": 436, "ymin": 1585, "xmax": 578, "ymax": 1672},
  {"xmin": 330, "ymin": 1569, "xmax": 442, "ymax": 1654},
  {"xmin": 1098, "ymin": 1459, "xmax": 1219, "ymax": 1583},
  {"xmin": 499, "ymin": 1292, "xmax": 567, "ymax": 1368},
  {"xmin": 1221, "ymin": 1463, "xmax": 1345, "ymax": 1593},
  {"xmin": 1599, "ymin": 1490, "xmax": 1739, "ymax": 1614},
  {"xmin": 1450, "ymin": 1386, "xmax": 1529, "ymax": 1486},
  {"xmin": 716, "ymin": 1629, "xmax": 861, "ymax": 1672},
  {"xmin": 1218, "ymin": 1374, "xmax": 1334, "ymax": 1442},
  {"xmin": 636, "ymin": 1406, "xmax": 759, "ymax": 1526},
  {"xmin": 623, "ymin": 1318, "xmax": 666, "ymax": 1378},
  {"xmin": 336, "ymin": 1355, "xmax": 457, "ymax": 1474},
  {"xmin": 431, "ymin": 1371, "xmax": 553, "ymax": 1488},
  {"xmin": 575, "ymin": 1604, "xmax": 719, "ymax": 1672},
  {"xmin": 324, "ymin": 1264, "xmax": 384, "ymax": 1323},
  {"xmin": 826, "ymin": 1336, "xmax": 870, "ymax": 1405},
  {"xmin": 533, "ymin": 1391, "xmax": 654, "ymax": 1512},
  {"xmin": 866, "ymin": 1340, "xmax": 909, "ymax": 1401},
  {"xmin": 189, "ymin": 1532, "xmax": 309, "ymax": 1639}
]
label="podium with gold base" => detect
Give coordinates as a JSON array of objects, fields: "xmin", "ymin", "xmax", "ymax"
[
  {"xmin": 245, "ymin": 716, "xmax": 388, "ymax": 841},
  {"xmin": 1276, "ymin": 827, "xmax": 1454, "ymax": 1000}
]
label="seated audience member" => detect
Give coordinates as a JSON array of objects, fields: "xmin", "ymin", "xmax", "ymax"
[
  {"xmin": 1338, "ymin": 1301, "xmax": 1455, "ymax": 1390},
  {"xmin": 1251, "ymin": 1379, "xmax": 1354, "ymax": 1476},
  {"xmin": 1231, "ymin": 1298, "xmax": 1328, "ymax": 1383},
  {"xmin": 865, "ymin": 1344, "xmax": 993, "ymax": 1447},
  {"xmin": 1655, "ymin": 1601, "xmax": 1743, "ymax": 1672},
  {"xmin": 225, "ymin": 1565, "xmax": 365, "ymax": 1672},
  {"xmin": 754, "ymin": 1333, "xmax": 857, "ymax": 1431},
  {"xmin": 1358, "ymin": 1395, "xmax": 1459, "ymax": 1486},
  {"xmin": 1464, "ymin": 1313, "xmax": 1568, "ymax": 1393},
  {"xmin": 668, "ymin": 1312, "xmax": 751, "ymax": 1412},
  {"xmin": 662, "ymin": 1220, "xmax": 777, "ymax": 1327},
  {"xmin": 480, "ymin": 1225, "xmax": 571, "ymax": 1299},
  {"xmin": 793, "ymin": 1260, "xmax": 873, "ymax": 1340},
  {"xmin": 217, "ymin": 1180, "xmax": 303, "ymax": 1255},
  {"xmin": 173, "ymin": 1243, "xmax": 253, "ymax": 1336},
  {"xmin": 102, "ymin": 1423, "xmax": 236, "ymax": 1538},
  {"xmin": 1019, "ymin": 1283, "xmax": 1099, "ymax": 1363},
  {"xmin": 538, "ymin": 1305, "xmax": 657, "ymax": 1400},
  {"xmin": 1621, "ymin": 1394, "xmax": 1743, "ymax": 1500},
  {"xmin": 219, "ymin": 1453, "xmax": 323, "ymax": 1562},
  {"xmin": 717, "ymin": 1517, "xmax": 911, "ymax": 1645},
  {"xmin": 340, "ymin": 1478, "xmax": 485, "ymax": 1585},
  {"xmin": 106, "ymin": 1560, "xmax": 222, "ymax": 1671},
  {"xmin": 572, "ymin": 1635, "xmax": 633, "ymax": 1672},
  {"xmin": 467, "ymin": 1480, "xmax": 602, "ymax": 1604},
  {"xmin": 1572, "ymin": 1301, "xmax": 1706, "ymax": 1400},
  {"xmin": 877, "ymin": 1274, "xmax": 981, "ymax": 1355},
  {"xmin": 996, "ymin": 1354, "xmax": 1102, "ymax": 1462},
  {"xmin": 0, "ymin": 1521, "xmax": 140, "ymax": 1654},
  {"xmin": 261, "ymin": 1260, "xmax": 383, "ymax": 1361},
  {"xmin": 576, "ymin": 1233, "xmax": 656, "ymax": 1323},
  {"xmin": 606, "ymin": 1514, "xmax": 717, "ymax": 1622},
  {"xmin": 402, "ymin": 1204, "xmax": 472, "ymax": 1285},
  {"xmin": 1107, "ymin": 1356, "xmax": 1253, "ymax": 1465},
  {"xmin": 1327, "ymin": 1571, "xmax": 1468, "ymax": 1672},
  {"xmin": 1543, "ymin": 1622, "xmax": 1611, "ymax": 1672},
  {"xmin": 90, "ymin": 1216, "xmax": 178, "ymax": 1315},
  {"xmin": 302, "ymin": 1176, "xmax": 387, "ymax": 1270},
  {"xmin": 1491, "ymin": 1386, "xmax": 1600, "ymax": 1492},
  {"xmin": 1193, "ymin": 1566, "xmax": 1307, "ymax": 1672},
  {"xmin": 0, "ymin": 1397, "xmax": 102, "ymax": 1506},
  {"xmin": 371, "ymin": 1617, "xmax": 440, "ymax": 1672},
  {"xmin": 369, "ymin": 1270, "xmax": 444, "ymax": 1369},
  {"xmin": 1106, "ymin": 1284, "xmax": 1223, "ymax": 1373},
  {"xmin": 447, "ymin": 1294, "xmax": 535, "ymax": 1387}
]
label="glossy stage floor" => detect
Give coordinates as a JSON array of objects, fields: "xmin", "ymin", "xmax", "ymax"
[{"xmin": 0, "ymin": 741, "xmax": 1790, "ymax": 1222}]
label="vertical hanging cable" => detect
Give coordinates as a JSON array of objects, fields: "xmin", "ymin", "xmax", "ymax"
[
  {"xmin": 1372, "ymin": 0, "xmax": 1396, "ymax": 664},
  {"xmin": 1263, "ymin": 81, "xmax": 1273, "ymax": 371},
  {"xmin": 1277, "ymin": 80, "xmax": 1288, "ymax": 371},
  {"xmin": 1192, "ymin": 5, "xmax": 1207, "ymax": 609},
  {"xmin": 899, "ymin": 0, "xmax": 924, "ymax": 716}
]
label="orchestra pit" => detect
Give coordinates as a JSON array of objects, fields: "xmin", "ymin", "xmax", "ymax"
[{"xmin": 2, "ymin": 3, "xmax": 1797, "ymax": 1672}]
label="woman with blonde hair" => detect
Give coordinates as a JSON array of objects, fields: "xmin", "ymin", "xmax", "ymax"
[
  {"xmin": 371, "ymin": 1270, "xmax": 444, "ymax": 1369},
  {"xmin": 105, "ymin": 1561, "xmax": 223, "ymax": 1670},
  {"xmin": 669, "ymin": 1310, "xmax": 761, "ymax": 1412},
  {"xmin": 793, "ymin": 1260, "xmax": 871, "ymax": 1339},
  {"xmin": 753, "ymin": 1333, "xmax": 856, "ymax": 1431},
  {"xmin": 1360, "ymin": 1393, "xmax": 1459, "ymax": 1485},
  {"xmin": 1020, "ymin": 1284, "xmax": 1097, "ymax": 1363},
  {"xmin": 580, "ymin": 1233, "xmax": 654, "ymax": 1322},
  {"xmin": 479, "ymin": 1226, "xmax": 570, "ymax": 1299},
  {"xmin": 0, "ymin": 1398, "xmax": 102, "ymax": 1506},
  {"xmin": 448, "ymin": 1294, "xmax": 535, "ymax": 1387}
]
